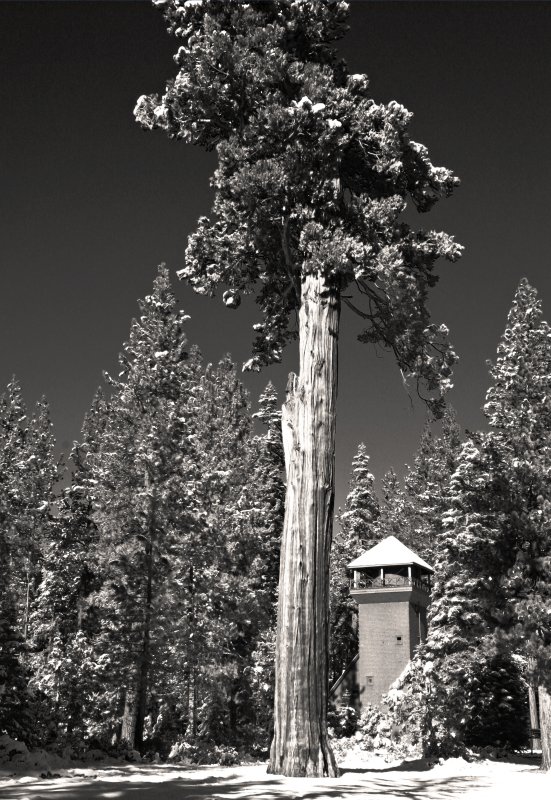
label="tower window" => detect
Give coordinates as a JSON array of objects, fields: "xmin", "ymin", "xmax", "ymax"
[{"xmin": 396, "ymin": 636, "xmax": 403, "ymax": 644}]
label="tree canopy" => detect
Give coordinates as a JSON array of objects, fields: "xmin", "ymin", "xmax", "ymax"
[{"xmin": 136, "ymin": 0, "xmax": 461, "ymax": 410}]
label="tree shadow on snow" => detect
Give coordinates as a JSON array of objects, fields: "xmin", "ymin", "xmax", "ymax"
[
  {"xmin": 341, "ymin": 757, "xmax": 433, "ymax": 773},
  {"xmin": 1, "ymin": 764, "xmax": 492, "ymax": 800},
  {"xmin": 301, "ymin": 776, "xmax": 492, "ymax": 799}
]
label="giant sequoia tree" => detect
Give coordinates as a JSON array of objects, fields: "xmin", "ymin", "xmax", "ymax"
[{"xmin": 135, "ymin": 0, "xmax": 461, "ymax": 776}]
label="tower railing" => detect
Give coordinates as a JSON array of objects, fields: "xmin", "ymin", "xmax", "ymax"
[{"xmin": 350, "ymin": 574, "xmax": 431, "ymax": 592}]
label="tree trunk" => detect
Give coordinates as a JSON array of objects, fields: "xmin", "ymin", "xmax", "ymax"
[
  {"xmin": 134, "ymin": 537, "xmax": 153, "ymax": 751},
  {"xmin": 188, "ymin": 669, "xmax": 198, "ymax": 738},
  {"xmin": 187, "ymin": 565, "xmax": 198, "ymax": 738},
  {"xmin": 134, "ymin": 472, "xmax": 156, "ymax": 751},
  {"xmin": 539, "ymin": 684, "xmax": 551, "ymax": 771},
  {"xmin": 268, "ymin": 272, "xmax": 339, "ymax": 778},
  {"xmin": 121, "ymin": 687, "xmax": 138, "ymax": 748},
  {"xmin": 23, "ymin": 563, "xmax": 31, "ymax": 642},
  {"xmin": 529, "ymin": 683, "xmax": 541, "ymax": 750},
  {"xmin": 122, "ymin": 474, "xmax": 156, "ymax": 752}
]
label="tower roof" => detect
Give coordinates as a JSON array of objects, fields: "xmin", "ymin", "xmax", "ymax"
[{"xmin": 347, "ymin": 535, "xmax": 433, "ymax": 573}]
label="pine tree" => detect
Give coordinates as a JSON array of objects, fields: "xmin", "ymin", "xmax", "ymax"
[
  {"xmin": 29, "ymin": 390, "xmax": 108, "ymax": 742},
  {"xmin": 0, "ymin": 380, "xmax": 60, "ymax": 742},
  {"xmin": 175, "ymin": 354, "xmax": 253, "ymax": 747},
  {"xmin": 373, "ymin": 408, "xmax": 462, "ymax": 564},
  {"xmin": 247, "ymin": 382, "xmax": 285, "ymax": 626},
  {"xmin": 88, "ymin": 266, "xmax": 204, "ymax": 750},
  {"xmin": 485, "ymin": 280, "xmax": 551, "ymax": 768},
  {"xmin": 330, "ymin": 444, "xmax": 378, "ymax": 685},
  {"xmin": 0, "ymin": 495, "xmax": 28, "ymax": 739},
  {"xmin": 23, "ymin": 398, "xmax": 60, "ymax": 645},
  {"xmin": 136, "ymin": 0, "xmax": 461, "ymax": 776},
  {"xmin": 236, "ymin": 383, "xmax": 285, "ymax": 748},
  {"xmin": 414, "ymin": 433, "xmax": 525, "ymax": 756},
  {"xmin": 0, "ymin": 380, "xmax": 28, "ymax": 673},
  {"xmin": 337, "ymin": 445, "xmax": 379, "ymax": 554},
  {"xmin": 0, "ymin": 383, "xmax": 59, "ymax": 642},
  {"xmin": 462, "ymin": 651, "xmax": 528, "ymax": 751},
  {"xmin": 374, "ymin": 467, "xmax": 416, "ymax": 550},
  {"xmin": 403, "ymin": 407, "xmax": 462, "ymax": 563},
  {"xmin": 0, "ymin": 379, "xmax": 33, "ymax": 641},
  {"xmin": 83, "ymin": 269, "xmax": 262, "ymax": 754},
  {"xmin": 44, "ymin": 268, "xmax": 279, "ymax": 756}
]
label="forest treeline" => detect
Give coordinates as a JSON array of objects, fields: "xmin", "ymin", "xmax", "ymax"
[
  {"xmin": 1, "ymin": 270, "xmax": 550, "ymax": 765},
  {"xmin": 0, "ymin": 267, "xmax": 284, "ymax": 763}
]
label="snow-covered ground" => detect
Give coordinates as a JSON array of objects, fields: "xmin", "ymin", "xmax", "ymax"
[{"xmin": 1, "ymin": 754, "xmax": 550, "ymax": 800}]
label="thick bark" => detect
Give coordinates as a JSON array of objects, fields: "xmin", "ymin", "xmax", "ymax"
[
  {"xmin": 121, "ymin": 687, "xmax": 138, "ymax": 748},
  {"xmin": 268, "ymin": 272, "xmax": 339, "ymax": 778},
  {"xmin": 529, "ymin": 683, "xmax": 541, "ymax": 750},
  {"xmin": 539, "ymin": 684, "xmax": 551, "ymax": 770}
]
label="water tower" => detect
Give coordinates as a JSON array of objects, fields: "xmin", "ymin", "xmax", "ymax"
[{"xmin": 347, "ymin": 535, "xmax": 433, "ymax": 709}]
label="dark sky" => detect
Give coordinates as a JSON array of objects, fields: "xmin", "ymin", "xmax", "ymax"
[{"xmin": 1, "ymin": 0, "xmax": 551, "ymax": 510}]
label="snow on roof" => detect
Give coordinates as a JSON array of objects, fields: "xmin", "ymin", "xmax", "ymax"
[{"xmin": 347, "ymin": 535, "xmax": 433, "ymax": 572}]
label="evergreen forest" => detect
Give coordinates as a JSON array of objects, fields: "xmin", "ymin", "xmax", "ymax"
[
  {"xmin": 1, "ymin": 0, "xmax": 551, "ymax": 782},
  {"xmin": 1, "ymin": 269, "xmax": 550, "ymax": 769}
]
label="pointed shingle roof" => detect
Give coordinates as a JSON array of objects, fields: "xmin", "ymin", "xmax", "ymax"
[{"xmin": 347, "ymin": 535, "xmax": 433, "ymax": 572}]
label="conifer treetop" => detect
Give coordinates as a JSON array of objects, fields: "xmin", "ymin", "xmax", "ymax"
[
  {"xmin": 136, "ymin": 0, "xmax": 461, "ymax": 412},
  {"xmin": 485, "ymin": 278, "xmax": 551, "ymax": 439},
  {"xmin": 338, "ymin": 442, "xmax": 379, "ymax": 551},
  {"xmin": 252, "ymin": 382, "xmax": 279, "ymax": 427}
]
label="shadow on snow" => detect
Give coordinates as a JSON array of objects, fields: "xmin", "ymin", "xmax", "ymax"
[{"xmin": 1, "ymin": 763, "xmax": 494, "ymax": 800}]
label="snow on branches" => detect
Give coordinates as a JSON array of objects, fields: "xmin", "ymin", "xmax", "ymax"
[{"xmin": 136, "ymin": 0, "xmax": 461, "ymax": 409}]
